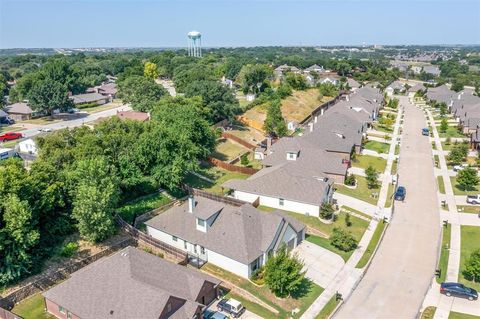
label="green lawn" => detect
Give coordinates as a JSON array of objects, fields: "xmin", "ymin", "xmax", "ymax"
[
  {"xmin": 184, "ymin": 166, "xmax": 250, "ymax": 195},
  {"xmin": 81, "ymin": 102, "xmax": 122, "ymax": 114},
  {"xmin": 459, "ymin": 226, "xmax": 480, "ymax": 291},
  {"xmin": 437, "ymin": 176, "xmax": 446, "ymax": 194},
  {"xmin": 450, "ymin": 176, "xmax": 480, "ymax": 195},
  {"xmin": 437, "ymin": 224, "xmax": 451, "ymax": 284},
  {"xmin": 212, "ymin": 139, "xmax": 249, "ymax": 161},
  {"xmin": 258, "ymin": 206, "xmax": 369, "ymax": 261},
  {"xmin": 0, "ymin": 125, "xmax": 24, "ymax": 133},
  {"xmin": 394, "ymin": 144, "xmax": 400, "ymax": 155},
  {"xmin": 385, "ymin": 183, "xmax": 395, "ymax": 208},
  {"xmin": 224, "ymin": 292, "xmax": 277, "ymax": 318},
  {"xmin": 335, "ymin": 175, "xmax": 380, "ymax": 205},
  {"xmin": 203, "ymin": 263, "xmax": 323, "ymax": 319},
  {"xmin": 364, "ymin": 140, "xmax": 390, "ymax": 154},
  {"xmin": 315, "ymin": 294, "xmax": 341, "ymax": 319},
  {"xmin": 12, "ymin": 293, "xmax": 56, "ymax": 319},
  {"xmin": 306, "ymin": 234, "xmax": 354, "ymax": 262},
  {"xmin": 351, "ymin": 155, "xmax": 387, "ymax": 172},
  {"xmin": 373, "ymin": 123, "xmax": 393, "ymax": 133},
  {"xmin": 391, "ymin": 159, "xmax": 398, "ymax": 175},
  {"xmin": 356, "ymin": 221, "xmax": 387, "ymax": 268},
  {"xmin": 457, "ymin": 205, "xmax": 480, "ymax": 214},
  {"xmin": 437, "ymin": 125, "xmax": 466, "ymax": 138},
  {"xmin": 449, "ymin": 311, "xmax": 480, "ymax": 319},
  {"xmin": 420, "ymin": 306, "xmax": 437, "ymax": 319},
  {"xmin": 117, "ymin": 192, "xmax": 171, "ymax": 224}
]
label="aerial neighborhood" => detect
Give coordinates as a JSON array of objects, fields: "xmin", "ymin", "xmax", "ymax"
[{"xmin": 0, "ymin": 2, "xmax": 479, "ymax": 319}]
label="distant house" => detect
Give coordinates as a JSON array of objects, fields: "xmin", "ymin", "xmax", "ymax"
[
  {"xmin": 70, "ymin": 92, "xmax": 110, "ymax": 106},
  {"xmin": 304, "ymin": 64, "xmax": 325, "ymax": 74},
  {"xmin": 43, "ymin": 246, "xmax": 221, "ymax": 319},
  {"xmin": 319, "ymin": 77, "xmax": 338, "ymax": 85},
  {"xmin": 274, "ymin": 64, "xmax": 301, "ymax": 78},
  {"xmin": 4, "ymin": 102, "xmax": 34, "ymax": 121},
  {"xmin": 116, "ymin": 111, "xmax": 150, "ymax": 122},
  {"xmin": 422, "ymin": 65, "xmax": 441, "ymax": 77},
  {"xmin": 347, "ymin": 78, "xmax": 361, "ymax": 91},
  {"xmin": 146, "ymin": 195, "xmax": 305, "ymax": 278},
  {"xmin": 96, "ymin": 82, "xmax": 117, "ymax": 98},
  {"xmin": 407, "ymin": 83, "xmax": 425, "ymax": 97},
  {"xmin": 17, "ymin": 138, "xmax": 38, "ymax": 155},
  {"xmin": 385, "ymin": 81, "xmax": 405, "ymax": 96}
]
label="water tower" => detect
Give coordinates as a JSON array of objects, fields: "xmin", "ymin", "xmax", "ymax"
[{"xmin": 187, "ymin": 31, "xmax": 202, "ymax": 58}]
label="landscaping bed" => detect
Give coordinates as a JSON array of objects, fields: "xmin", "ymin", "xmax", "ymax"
[
  {"xmin": 437, "ymin": 176, "xmax": 446, "ymax": 194},
  {"xmin": 437, "ymin": 125, "xmax": 466, "ymax": 138}
]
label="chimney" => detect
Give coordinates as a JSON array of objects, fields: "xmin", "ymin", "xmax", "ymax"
[
  {"xmin": 321, "ymin": 108, "xmax": 324, "ymax": 116},
  {"xmin": 314, "ymin": 116, "xmax": 318, "ymax": 123},
  {"xmin": 188, "ymin": 195, "xmax": 194, "ymax": 213},
  {"xmin": 309, "ymin": 123, "xmax": 314, "ymax": 132}
]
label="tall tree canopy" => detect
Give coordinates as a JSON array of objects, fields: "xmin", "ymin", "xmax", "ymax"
[
  {"xmin": 236, "ymin": 64, "xmax": 273, "ymax": 95},
  {"xmin": 118, "ymin": 76, "xmax": 167, "ymax": 112}
]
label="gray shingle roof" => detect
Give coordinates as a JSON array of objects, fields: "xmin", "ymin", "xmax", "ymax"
[
  {"xmin": 146, "ymin": 198, "xmax": 303, "ymax": 264},
  {"xmin": 262, "ymin": 136, "xmax": 348, "ymax": 176},
  {"xmin": 223, "ymin": 163, "xmax": 333, "ymax": 206},
  {"xmin": 0, "ymin": 109, "xmax": 7, "ymax": 117},
  {"xmin": 5, "ymin": 102, "xmax": 33, "ymax": 115},
  {"xmin": 43, "ymin": 247, "xmax": 220, "ymax": 319},
  {"xmin": 70, "ymin": 92, "xmax": 108, "ymax": 104}
]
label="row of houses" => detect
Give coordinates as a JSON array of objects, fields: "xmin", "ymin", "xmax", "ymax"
[
  {"xmin": 425, "ymin": 84, "xmax": 480, "ymax": 148},
  {"xmin": 1, "ymin": 81, "xmax": 117, "ymax": 121},
  {"xmin": 389, "ymin": 60, "xmax": 441, "ymax": 77}
]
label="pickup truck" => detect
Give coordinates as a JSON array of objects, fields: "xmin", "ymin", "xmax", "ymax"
[
  {"xmin": 217, "ymin": 299, "xmax": 245, "ymax": 318},
  {"xmin": 466, "ymin": 195, "xmax": 480, "ymax": 204},
  {"xmin": 0, "ymin": 132, "xmax": 23, "ymax": 142}
]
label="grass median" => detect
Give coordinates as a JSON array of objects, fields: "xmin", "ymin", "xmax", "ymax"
[
  {"xmin": 436, "ymin": 224, "xmax": 451, "ymax": 284},
  {"xmin": 356, "ymin": 221, "xmax": 387, "ymax": 268}
]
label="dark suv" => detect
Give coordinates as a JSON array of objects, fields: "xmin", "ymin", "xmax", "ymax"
[
  {"xmin": 394, "ymin": 186, "xmax": 406, "ymax": 201},
  {"xmin": 440, "ymin": 282, "xmax": 478, "ymax": 301}
]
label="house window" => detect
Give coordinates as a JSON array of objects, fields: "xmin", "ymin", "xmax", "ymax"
[
  {"xmin": 172, "ymin": 236, "xmax": 178, "ymax": 242},
  {"xmin": 184, "ymin": 240, "xmax": 188, "ymax": 249},
  {"xmin": 194, "ymin": 245, "xmax": 198, "ymax": 254},
  {"xmin": 200, "ymin": 246, "xmax": 205, "ymax": 254},
  {"xmin": 279, "ymin": 198, "xmax": 284, "ymax": 206},
  {"xmin": 59, "ymin": 306, "xmax": 66, "ymax": 314},
  {"xmin": 197, "ymin": 218, "xmax": 205, "ymax": 227},
  {"xmin": 167, "ymin": 303, "xmax": 172, "ymax": 313},
  {"xmin": 67, "ymin": 312, "xmax": 72, "ymax": 319}
]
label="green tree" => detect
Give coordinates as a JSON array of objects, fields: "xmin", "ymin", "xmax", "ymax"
[
  {"xmin": 173, "ymin": 64, "xmax": 216, "ymax": 93},
  {"xmin": 463, "ymin": 249, "xmax": 480, "ymax": 282},
  {"xmin": 71, "ymin": 157, "xmax": 119, "ymax": 243},
  {"xmin": 457, "ymin": 167, "xmax": 479, "ymax": 191},
  {"xmin": 0, "ymin": 194, "xmax": 40, "ymax": 285},
  {"xmin": 365, "ymin": 165, "xmax": 379, "ymax": 189},
  {"xmin": 336, "ymin": 61, "xmax": 352, "ymax": 76},
  {"xmin": 440, "ymin": 118, "xmax": 449, "ymax": 133},
  {"xmin": 184, "ymin": 80, "xmax": 240, "ymax": 123},
  {"xmin": 284, "ymin": 72, "xmax": 307, "ymax": 90},
  {"xmin": 28, "ymin": 79, "xmax": 73, "ymax": 116},
  {"xmin": 236, "ymin": 64, "xmax": 273, "ymax": 95},
  {"xmin": 318, "ymin": 82, "xmax": 338, "ymax": 97},
  {"xmin": 439, "ymin": 103, "xmax": 447, "ymax": 117},
  {"xmin": 240, "ymin": 153, "xmax": 249, "ymax": 166},
  {"xmin": 319, "ymin": 203, "xmax": 335, "ymax": 220},
  {"xmin": 330, "ymin": 227, "xmax": 357, "ymax": 252},
  {"xmin": 118, "ymin": 76, "xmax": 167, "ymax": 112},
  {"xmin": 264, "ymin": 246, "xmax": 306, "ymax": 297},
  {"xmin": 144, "ymin": 61, "xmax": 159, "ymax": 80},
  {"xmin": 448, "ymin": 144, "xmax": 468, "ymax": 164},
  {"xmin": 263, "ymin": 99, "xmax": 287, "ymax": 137}
]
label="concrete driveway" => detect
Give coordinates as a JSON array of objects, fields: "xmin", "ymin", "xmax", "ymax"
[
  {"xmin": 294, "ymin": 241, "xmax": 345, "ymax": 288},
  {"xmin": 335, "ymin": 96, "xmax": 441, "ymax": 319}
]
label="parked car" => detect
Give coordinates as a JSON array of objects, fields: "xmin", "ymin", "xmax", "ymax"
[
  {"xmin": 466, "ymin": 194, "xmax": 480, "ymax": 204},
  {"xmin": 440, "ymin": 282, "xmax": 478, "ymax": 301},
  {"xmin": 38, "ymin": 128, "xmax": 53, "ymax": 132},
  {"xmin": 394, "ymin": 186, "xmax": 406, "ymax": 201},
  {"xmin": 0, "ymin": 132, "xmax": 23, "ymax": 142},
  {"xmin": 217, "ymin": 299, "xmax": 245, "ymax": 318},
  {"xmin": 204, "ymin": 310, "xmax": 228, "ymax": 319},
  {"xmin": 0, "ymin": 117, "xmax": 15, "ymax": 125},
  {"xmin": 422, "ymin": 128, "xmax": 429, "ymax": 136},
  {"xmin": 453, "ymin": 164, "xmax": 469, "ymax": 172}
]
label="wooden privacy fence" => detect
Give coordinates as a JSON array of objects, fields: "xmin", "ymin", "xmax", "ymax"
[
  {"xmin": 180, "ymin": 184, "xmax": 257, "ymax": 207},
  {"xmin": 221, "ymin": 132, "xmax": 256, "ymax": 150},
  {"xmin": 0, "ymin": 237, "xmax": 134, "ymax": 310},
  {"xmin": 208, "ymin": 157, "xmax": 259, "ymax": 175},
  {"xmin": 0, "ymin": 307, "xmax": 22, "ymax": 319},
  {"xmin": 299, "ymin": 94, "xmax": 342, "ymax": 125},
  {"xmin": 116, "ymin": 216, "xmax": 188, "ymax": 263}
]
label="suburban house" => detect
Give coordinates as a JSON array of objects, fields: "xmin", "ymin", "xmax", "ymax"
[
  {"xmin": 261, "ymin": 136, "xmax": 349, "ymax": 183},
  {"xmin": 274, "ymin": 64, "xmax": 301, "ymax": 78},
  {"xmin": 4, "ymin": 102, "xmax": 34, "ymax": 121},
  {"xmin": 385, "ymin": 81, "xmax": 405, "ymax": 96},
  {"xmin": 407, "ymin": 83, "xmax": 425, "ymax": 97},
  {"xmin": 70, "ymin": 92, "xmax": 110, "ymax": 107},
  {"xmin": 146, "ymin": 196, "xmax": 305, "ymax": 278},
  {"xmin": 302, "ymin": 111, "xmax": 366, "ymax": 159},
  {"xmin": 96, "ymin": 82, "xmax": 117, "ymax": 98},
  {"xmin": 426, "ymin": 85, "xmax": 455, "ymax": 107},
  {"xmin": 470, "ymin": 128, "xmax": 480, "ymax": 150},
  {"xmin": 422, "ymin": 65, "xmax": 441, "ymax": 77},
  {"xmin": 304, "ymin": 64, "xmax": 325, "ymax": 74},
  {"xmin": 43, "ymin": 246, "xmax": 221, "ymax": 319},
  {"xmin": 319, "ymin": 77, "xmax": 338, "ymax": 85},
  {"xmin": 347, "ymin": 78, "xmax": 361, "ymax": 91},
  {"xmin": 116, "ymin": 110, "xmax": 150, "ymax": 122}
]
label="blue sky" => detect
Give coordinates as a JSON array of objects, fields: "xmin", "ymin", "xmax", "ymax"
[{"xmin": 0, "ymin": 0, "xmax": 479, "ymax": 48}]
